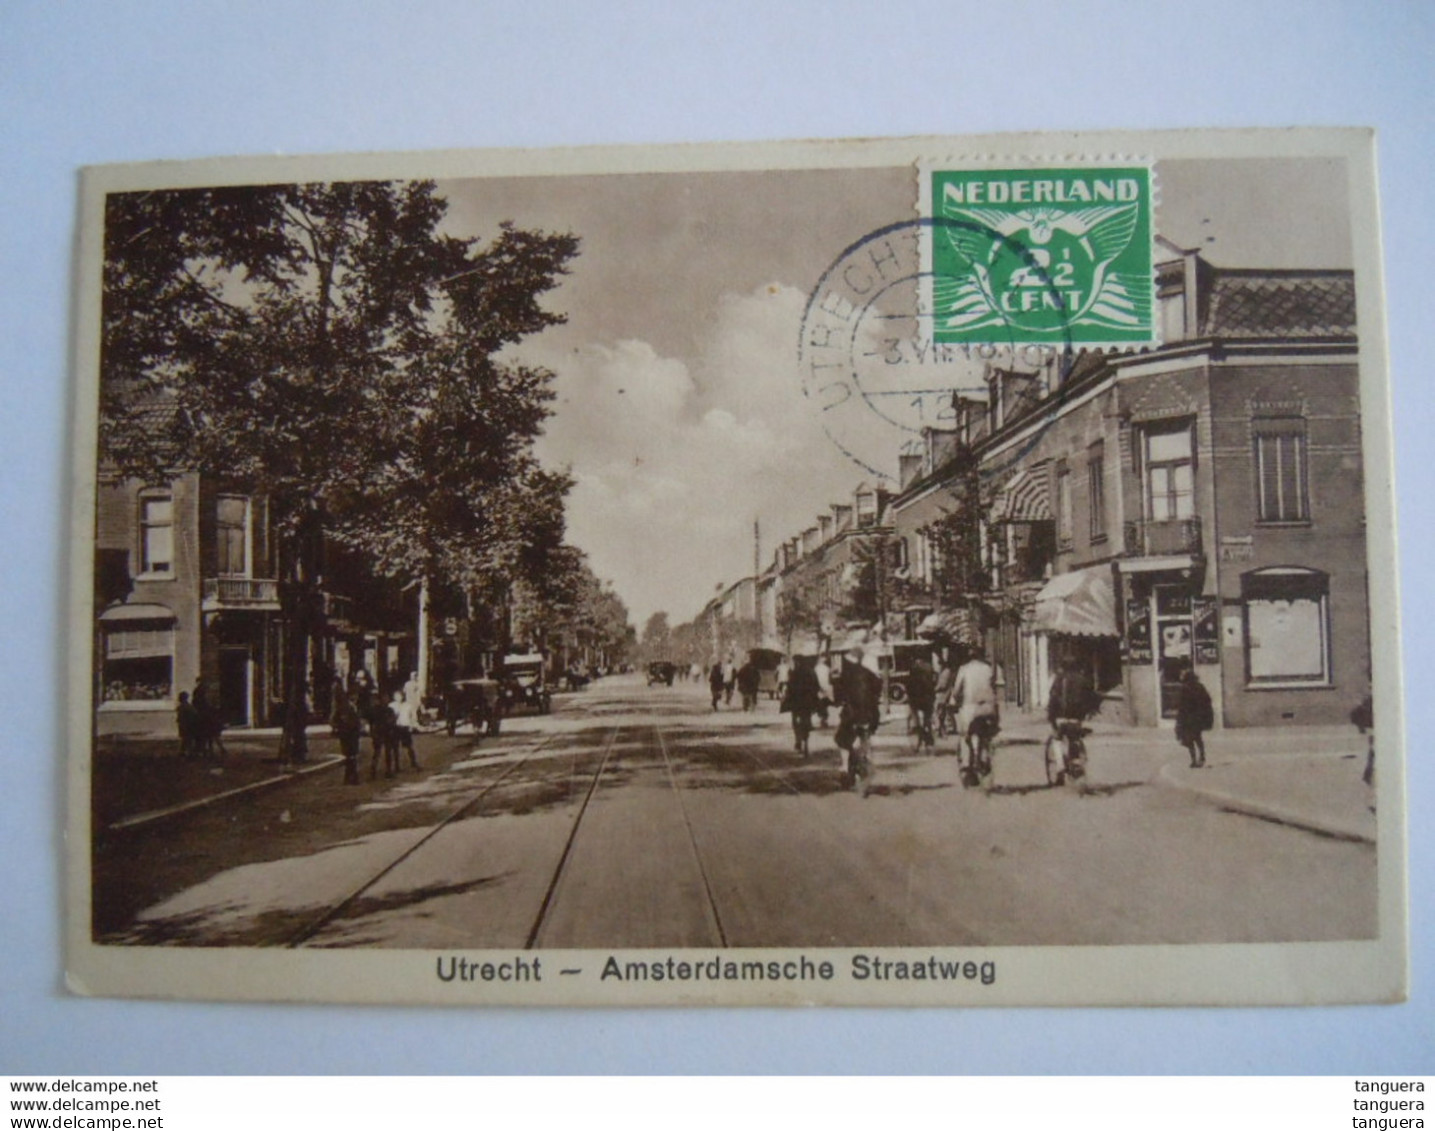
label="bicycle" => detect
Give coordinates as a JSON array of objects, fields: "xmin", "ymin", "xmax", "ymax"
[
  {"xmin": 959, "ymin": 714, "xmax": 998, "ymax": 788},
  {"xmin": 844, "ymin": 723, "xmax": 875, "ymax": 796},
  {"xmin": 906, "ymin": 704, "xmax": 935, "ymax": 753},
  {"xmin": 1044, "ymin": 719, "xmax": 1089, "ymax": 786}
]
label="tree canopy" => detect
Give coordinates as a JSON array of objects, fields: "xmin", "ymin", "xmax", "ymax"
[{"xmin": 101, "ymin": 179, "xmax": 580, "ymax": 592}]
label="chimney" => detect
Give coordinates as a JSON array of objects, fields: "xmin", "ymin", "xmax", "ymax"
[{"xmin": 899, "ymin": 451, "xmax": 923, "ymax": 489}]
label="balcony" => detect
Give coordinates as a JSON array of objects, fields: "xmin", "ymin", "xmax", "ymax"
[
  {"xmin": 1123, "ymin": 517, "xmax": 1203, "ymax": 559},
  {"xmin": 202, "ymin": 577, "xmax": 280, "ymax": 611}
]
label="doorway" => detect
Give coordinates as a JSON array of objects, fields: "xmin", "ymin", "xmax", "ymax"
[{"xmin": 219, "ymin": 647, "xmax": 251, "ymax": 727}]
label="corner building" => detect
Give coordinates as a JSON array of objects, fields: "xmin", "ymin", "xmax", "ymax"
[{"xmin": 892, "ymin": 240, "xmax": 1366, "ymax": 728}]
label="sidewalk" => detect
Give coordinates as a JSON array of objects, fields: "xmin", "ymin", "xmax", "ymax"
[
  {"xmin": 986, "ymin": 710, "xmax": 1378, "ymax": 844},
  {"xmin": 93, "ymin": 727, "xmax": 346, "ymax": 833}
]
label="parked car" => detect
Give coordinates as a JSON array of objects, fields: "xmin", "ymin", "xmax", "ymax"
[
  {"xmin": 500, "ymin": 653, "xmax": 552, "ymax": 714},
  {"xmin": 445, "ymin": 678, "xmax": 504, "ymax": 737}
]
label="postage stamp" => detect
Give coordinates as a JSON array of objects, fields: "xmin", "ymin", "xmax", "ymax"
[
  {"xmin": 921, "ymin": 165, "xmax": 1156, "ymax": 345},
  {"xmin": 66, "ymin": 130, "xmax": 1404, "ymax": 1007}
]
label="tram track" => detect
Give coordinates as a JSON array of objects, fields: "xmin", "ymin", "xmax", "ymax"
[{"xmin": 283, "ymin": 729, "xmax": 566, "ymax": 948}]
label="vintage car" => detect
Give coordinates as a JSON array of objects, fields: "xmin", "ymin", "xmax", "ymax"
[
  {"xmin": 500, "ymin": 653, "xmax": 552, "ymax": 714},
  {"xmin": 445, "ymin": 677, "xmax": 504, "ymax": 737},
  {"xmin": 646, "ymin": 661, "xmax": 677, "ymax": 686}
]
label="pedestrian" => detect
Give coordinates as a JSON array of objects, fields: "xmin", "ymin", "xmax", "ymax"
[
  {"xmin": 722, "ymin": 657, "xmax": 737, "ymax": 706},
  {"xmin": 781, "ymin": 654, "xmax": 821, "ymax": 755},
  {"xmin": 175, "ymin": 691, "xmax": 199, "ymax": 759},
  {"xmin": 390, "ymin": 689, "xmax": 421, "ymax": 771},
  {"xmin": 403, "ymin": 670, "xmax": 424, "ymax": 729},
  {"xmin": 950, "ymin": 648, "xmax": 1000, "ymax": 768},
  {"xmin": 708, "ymin": 662, "xmax": 725, "ymax": 711},
  {"xmin": 813, "ymin": 655, "xmax": 834, "ymax": 728},
  {"xmin": 369, "ymin": 697, "xmax": 398, "ymax": 779},
  {"xmin": 737, "ymin": 658, "xmax": 761, "ymax": 711},
  {"xmin": 775, "ymin": 658, "xmax": 791, "ymax": 701},
  {"xmin": 192, "ymin": 682, "xmax": 227, "ymax": 760},
  {"xmin": 331, "ymin": 682, "xmax": 363, "ymax": 785},
  {"xmin": 1174, "ymin": 665, "xmax": 1214, "ymax": 768}
]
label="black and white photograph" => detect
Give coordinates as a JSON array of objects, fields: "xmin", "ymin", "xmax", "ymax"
[{"xmin": 67, "ymin": 130, "xmax": 1404, "ymax": 1007}]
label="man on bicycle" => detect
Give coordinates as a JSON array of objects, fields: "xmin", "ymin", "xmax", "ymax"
[
  {"xmin": 905, "ymin": 656, "xmax": 937, "ymax": 751},
  {"xmin": 1047, "ymin": 655, "xmax": 1099, "ymax": 776},
  {"xmin": 834, "ymin": 645, "xmax": 882, "ymax": 789},
  {"xmin": 950, "ymin": 647, "xmax": 1000, "ymax": 774}
]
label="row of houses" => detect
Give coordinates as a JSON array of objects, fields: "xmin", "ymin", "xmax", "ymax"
[
  {"xmin": 92, "ymin": 472, "xmax": 620, "ymax": 737},
  {"xmin": 705, "ymin": 238, "xmax": 1368, "ymax": 729}
]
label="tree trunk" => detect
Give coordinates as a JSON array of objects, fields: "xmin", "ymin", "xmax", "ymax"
[{"xmin": 417, "ymin": 573, "xmax": 431, "ymax": 701}]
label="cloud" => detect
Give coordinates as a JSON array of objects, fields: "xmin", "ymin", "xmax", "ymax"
[{"xmin": 524, "ymin": 282, "xmax": 906, "ymax": 624}]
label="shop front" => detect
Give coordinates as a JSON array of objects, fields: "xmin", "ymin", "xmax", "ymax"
[{"xmin": 1118, "ymin": 569, "xmax": 1222, "ymax": 727}]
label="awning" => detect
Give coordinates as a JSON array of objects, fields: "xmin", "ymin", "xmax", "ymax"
[
  {"xmin": 1030, "ymin": 566, "xmax": 1118, "ymax": 637},
  {"xmin": 99, "ymin": 602, "xmax": 175, "ymax": 623},
  {"xmin": 916, "ymin": 608, "xmax": 983, "ymax": 644},
  {"xmin": 990, "ymin": 466, "xmax": 1052, "ymax": 524}
]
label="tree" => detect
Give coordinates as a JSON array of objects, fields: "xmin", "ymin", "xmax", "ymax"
[
  {"xmin": 640, "ymin": 612, "xmax": 671, "ymax": 661},
  {"xmin": 100, "ymin": 180, "xmax": 579, "ymax": 758}
]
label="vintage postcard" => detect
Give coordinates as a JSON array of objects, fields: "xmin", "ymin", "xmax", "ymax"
[{"xmin": 66, "ymin": 129, "xmax": 1406, "ymax": 1005}]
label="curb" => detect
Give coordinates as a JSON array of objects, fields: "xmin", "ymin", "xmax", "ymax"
[
  {"xmin": 105, "ymin": 755, "xmax": 346, "ymax": 834},
  {"xmin": 1154, "ymin": 762, "xmax": 1375, "ymax": 845}
]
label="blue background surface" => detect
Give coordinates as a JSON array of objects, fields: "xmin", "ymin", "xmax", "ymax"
[{"xmin": 1, "ymin": 0, "xmax": 1429, "ymax": 1075}]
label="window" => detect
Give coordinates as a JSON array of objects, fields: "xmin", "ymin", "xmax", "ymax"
[
  {"xmin": 1143, "ymin": 419, "xmax": 1195, "ymax": 521},
  {"xmin": 1243, "ymin": 567, "xmax": 1330, "ymax": 685},
  {"xmin": 216, "ymin": 495, "xmax": 250, "ymax": 577},
  {"xmin": 1254, "ymin": 418, "xmax": 1309, "ymax": 522},
  {"xmin": 139, "ymin": 493, "xmax": 173, "ymax": 575},
  {"xmin": 1055, "ymin": 461, "xmax": 1072, "ymax": 547},
  {"xmin": 1087, "ymin": 441, "xmax": 1106, "ymax": 541},
  {"xmin": 100, "ymin": 616, "xmax": 175, "ymax": 702}
]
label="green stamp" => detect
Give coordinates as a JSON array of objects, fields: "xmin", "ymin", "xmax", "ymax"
[{"xmin": 927, "ymin": 166, "xmax": 1154, "ymax": 344}]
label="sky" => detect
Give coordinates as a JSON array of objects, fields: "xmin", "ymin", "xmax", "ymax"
[{"xmin": 437, "ymin": 156, "xmax": 1353, "ymax": 628}]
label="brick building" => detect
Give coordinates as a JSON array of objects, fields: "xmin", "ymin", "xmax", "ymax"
[{"xmin": 886, "ymin": 241, "xmax": 1365, "ymax": 728}]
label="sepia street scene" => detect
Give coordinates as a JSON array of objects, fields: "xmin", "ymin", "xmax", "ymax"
[{"xmin": 85, "ymin": 147, "xmax": 1380, "ymax": 964}]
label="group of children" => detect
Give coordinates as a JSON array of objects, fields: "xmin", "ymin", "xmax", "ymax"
[
  {"xmin": 174, "ymin": 685, "xmax": 227, "ymax": 760},
  {"xmin": 332, "ymin": 672, "xmax": 423, "ymax": 784}
]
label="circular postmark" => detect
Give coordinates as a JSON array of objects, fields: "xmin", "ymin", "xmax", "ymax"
[{"xmin": 799, "ymin": 217, "xmax": 1078, "ymax": 486}]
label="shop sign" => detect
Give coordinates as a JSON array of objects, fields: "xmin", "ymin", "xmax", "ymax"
[
  {"xmin": 1192, "ymin": 596, "xmax": 1220, "ymax": 664},
  {"xmin": 1126, "ymin": 598, "xmax": 1153, "ymax": 663}
]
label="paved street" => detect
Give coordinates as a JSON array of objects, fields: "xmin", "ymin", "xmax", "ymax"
[{"xmin": 94, "ymin": 675, "xmax": 1377, "ymax": 949}]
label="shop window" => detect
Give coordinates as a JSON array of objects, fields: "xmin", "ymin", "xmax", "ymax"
[
  {"xmin": 1254, "ymin": 418, "xmax": 1310, "ymax": 523},
  {"xmin": 1142, "ymin": 419, "xmax": 1195, "ymax": 521},
  {"xmin": 1243, "ymin": 567, "xmax": 1330, "ymax": 685},
  {"xmin": 139, "ymin": 492, "xmax": 173, "ymax": 576},
  {"xmin": 101, "ymin": 623, "xmax": 175, "ymax": 702}
]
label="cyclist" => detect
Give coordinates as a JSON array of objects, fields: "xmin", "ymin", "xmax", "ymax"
[
  {"xmin": 951, "ymin": 647, "xmax": 1000, "ymax": 777},
  {"xmin": 834, "ymin": 645, "xmax": 883, "ymax": 790},
  {"xmin": 781, "ymin": 654, "xmax": 822, "ymax": 756},
  {"xmin": 905, "ymin": 656, "xmax": 937, "ymax": 751},
  {"xmin": 1046, "ymin": 655, "xmax": 1099, "ymax": 780}
]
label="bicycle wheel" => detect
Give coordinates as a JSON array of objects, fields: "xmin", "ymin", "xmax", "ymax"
[
  {"xmin": 975, "ymin": 730, "xmax": 993, "ymax": 783},
  {"xmin": 1043, "ymin": 735, "xmax": 1065, "ymax": 786},
  {"xmin": 853, "ymin": 730, "xmax": 874, "ymax": 795}
]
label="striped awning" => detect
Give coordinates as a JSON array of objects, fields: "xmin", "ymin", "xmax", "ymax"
[
  {"xmin": 916, "ymin": 608, "xmax": 982, "ymax": 645},
  {"xmin": 1030, "ymin": 566, "xmax": 1118, "ymax": 637},
  {"xmin": 99, "ymin": 602, "xmax": 175, "ymax": 623},
  {"xmin": 990, "ymin": 466, "xmax": 1052, "ymax": 523}
]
